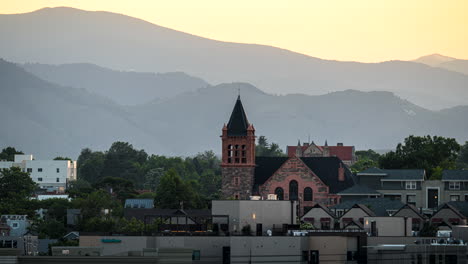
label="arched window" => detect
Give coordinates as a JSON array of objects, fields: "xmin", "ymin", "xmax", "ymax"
[
  {"xmin": 275, "ymin": 187, "xmax": 284, "ymax": 200},
  {"xmin": 304, "ymin": 187, "xmax": 313, "ymax": 201},
  {"xmin": 289, "ymin": 180, "xmax": 298, "ymax": 201}
]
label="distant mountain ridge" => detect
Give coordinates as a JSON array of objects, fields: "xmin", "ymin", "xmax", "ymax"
[
  {"xmin": 413, "ymin": 54, "xmax": 468, "ymax": 76},
  {"xmin": 1, "ymin": 7, "xmax": 468, "ymax": 110},
  {"xmin": 1, "ymin": 59, "xmax": 467, "ymax": 159},
  {"xmin": 21, "ymin": 62, "xmax": 209, "ymax": 105}
]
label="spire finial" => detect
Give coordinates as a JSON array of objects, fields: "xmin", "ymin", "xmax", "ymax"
[
  {"xmin": 325, "ymin": 140, "xmax": 328, "ymax": 146},
  {"xmin": 238, "ymin": 86, "xmax": 241, "ymax": 98},
  {"xmin": 297, "ymin": 139, "xmax": 301, "ymax": 146}
]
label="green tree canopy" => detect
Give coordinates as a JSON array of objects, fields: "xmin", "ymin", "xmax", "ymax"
[
  {"xmin": 0, "ymin": 167, "xmax": 38, "ymax": 216},
  {"xmin": 0, "ymin": 147, "xmax": 24, "ymax": 161},
  {"xmin": 457, "ymin": 141, "xmax": 468, "ymax": 169},
  {"xmin": 379, "ymin": 135, "xmax": 460, "ymax": 179},
  {"xmin": 256, "ymin": 136, "xmax": 286, "ymax": 157},
  {"xmin": 155, "ymin": 169, "xmax": 203, "ymax": 209}
]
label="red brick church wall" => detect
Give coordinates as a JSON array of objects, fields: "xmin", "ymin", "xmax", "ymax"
[{"xmin": 258, "ymin": 156, "xmax": 340, "ymax": 215}]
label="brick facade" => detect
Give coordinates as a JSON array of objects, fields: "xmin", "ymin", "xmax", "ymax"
[{"xmin": 258, "ymin": 156, "xmax": 340, "ymax": 215}]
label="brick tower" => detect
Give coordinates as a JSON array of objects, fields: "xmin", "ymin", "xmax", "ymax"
[{"xmin": 221, "ymin": 95, "xmax": 256, "ymax": 199}]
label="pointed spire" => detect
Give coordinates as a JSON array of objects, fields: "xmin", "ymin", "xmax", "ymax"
[
  {"xmin": 227, "ymin": 96, "xmax": 250, "ymax": 136},
  {"xmin": 325, "ymin": 140, "xmax": 328, "ymax": 146},
  {"xmin": 297, "ymin": 139, "xmax": 301, "ymax": 146}
]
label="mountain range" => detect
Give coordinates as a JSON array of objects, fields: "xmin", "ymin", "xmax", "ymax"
[
  {"xmin": 2, "ymin": 59, "xmax": 468, "ymax": 159},
  {"xmin": 1, "ymin": 7, "xmax": 468, "ymax": 110},
  {"xmin": 413, "ymin": 54, "xmax": 468, "ymax": 76},
  {"xmin": 21, "ymin": 63, "xmax": 209, "ymax": 105}
]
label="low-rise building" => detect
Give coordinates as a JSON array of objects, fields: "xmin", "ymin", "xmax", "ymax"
[
  {"xmin": 0, "ymin": 215, "xmax": 29, "ymax": 237},
  {"xmin": 431, "ymin": 202, "xmax": 468, "ymax": 229},
  {"xmin": 0, "ymin": 154, "xmax": 77, "ymax": 192}
]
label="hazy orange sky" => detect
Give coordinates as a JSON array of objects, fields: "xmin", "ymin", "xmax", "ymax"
[{"xmin": 2, "ymin": 0, "xmax": 467, "ymax": 62}]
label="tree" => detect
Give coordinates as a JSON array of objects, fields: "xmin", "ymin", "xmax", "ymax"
[
  {"xmin": 117, "ymin": 217, "xmax": 145, "ymax": 233},
  {"xmin": 155, "ymin": 169, "xmax": 202, "ymax": 209},
  {"xmin": 0, "ymin": 147, "xmax": 23, "ymax": 161},
  {"xmin": 143, "ymin": 168, "xmax": 164, "ymax": 192},
  {"xmin": 32, "ymin": 219, "xmax": 67, "ymax": 239},
  {"xmin": 457, "ymin": 142, "xmax": 468, "ymax": 169},
  {"xmin": 101, "ymin": 142, "xmax": 148, "ymax": 187},
  {"xmin": 77, "ymin": 148, "xmax": 105, "ymax": 184},
  {"xmin": 355, "ymin": 149, "xmax": 381, "ymax": 161},
  {"xmin": 72, "ymin": 190, "xmax": 121, "ymax": 220},
  {"xmin": 256, "ymin": 136, "xmax": 285, "ymax": 157},
  {"xmin": 95, "ymin": 177, "xmax": 137, "ymax": 201},
  {"xmin": 379, "ymin": 135, "xmax": 460, "ymax": 179},
  {"xmin": 0, "ymin": 167, "xmax": 38, "ymax": 216},
  {"xmin": 67, "ymin": 178, "xmax": 94, "ymax": 199}
]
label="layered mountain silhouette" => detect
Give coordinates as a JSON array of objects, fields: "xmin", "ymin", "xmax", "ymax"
[
  {"xmin": 21, "ymin": 63, "xmax": 209, "ymax": 105},
  {"xmin": 413, "ymin": 54, "xmax": 468, "ymax": 76},
  {"xmin": 1, "ymin": 59, "xmax": 467, "ymax": 158},
  {"xmin": 1, "ymin": 7, "xmax": 468, "ymax": 110}
]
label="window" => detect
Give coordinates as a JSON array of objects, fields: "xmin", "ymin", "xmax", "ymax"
[
  {"xmin": 320, "ymin": 220, "xmax": 330, "ymax": 230},
  {"xmin": 227, "ymin": 145, "xmax": 233, "ymax": 163},
  {"xmin": 26, "ymin": 168, "xmax": 32, "ymax": 173},
  {"xmin": 384, "ymin": 194, "xmax": 401, "ymax": 201},
  {"xmin": 407, "ymin": 195, "xmax": 416, "ymax": 205},
  {"xmin": 56, "ymin": 168, "xmax": 60, "ymax": 173},
  {"xmin": 275, "ymin": 187, "xmax": 284, "ymax": 200},
  {"xmin": 56, "ymin": 178, "xmax": 60, "ymax": 183},
  {"xmin": 38, "ymin": 168, "xmax": 43, "ymax": 172},
  {"xmin": 38, "ymin": 177, "xmax": 43, "ymax": 182},
  {"xmin": 450, "ymin": 195, "xmax": 460, "ymax": 201},
  {"xmin": 449, "ymin": 181, "xmax": 460, "ymax": 190},
  {"xmin": 406, "ymin": 181, "xmax": 417, "ymax": 190},
  {"xmin": 234, "ymin": 177, "xmax": 239, "ymax": 186},
  {"xmin": 11, "ymin": 223, "xmax": 18, "ymax": 228},
  {"xmin": 241, "ymin": 145, "xmax": 247, "ymax": 163},
  {"xmin": 304, "ymin": 187, "xmax": 313, "ymax": 201},
  {"xmin": 465, "ymin": 194, "xmax": 468, "ymax": 201},
  {"xmin": 289, "ymin": 180, "xmax": 298, "ymax": 201}
]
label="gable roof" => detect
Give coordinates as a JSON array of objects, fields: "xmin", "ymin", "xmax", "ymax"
[
  {"xmin": 332, "ymin": 198, "xmax": 404, "ymax": 217},
  {"xmin": 442, "ymin": 170, "xmax": 468, "ymax": 181},
  {"xmin": 358, "ymin": 168, "xmax": 425, "ymax": 180},
  {"xmin": 310, "ymin": 203, "xmax": 337, "ymax": 219},
  {"xmin": 349, "ymin": 204, "xmax": 376, "ymax": 217},
  {"xmin": 300, "ymin": 157, "xmax": 356, "ymax": 193},
  {"xmin": 226, "ymin": 96, "xmax": 249, "ymax": 136},
  {"xmin": 337, "ymin": 185, "xmax": 381, "ymax": 195},
  {"xmin": 436, "ymin": 202, "xmax": 468, "ymax": 219},
  {"xmin": 254, "ymin": 156, "xmax": 356, "ymax": 194},
  {"xmin": 393, "ymin": 204, "xmax": 426, "ymax": 219}
]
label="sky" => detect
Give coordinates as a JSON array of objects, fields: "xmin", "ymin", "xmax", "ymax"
[{"xmin": 2, "ymin": 0, "xmax": 468, "ymax": 62}]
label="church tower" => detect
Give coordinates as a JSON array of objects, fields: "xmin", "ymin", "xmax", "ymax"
[{"xmin": 221, "ymin": 95, "xmax": 256, "ymax": 199}]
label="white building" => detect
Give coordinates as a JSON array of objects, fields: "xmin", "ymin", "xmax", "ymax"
[{"xmin": 0, "ymin": 154, "xmax": 77, "ymax": 193}]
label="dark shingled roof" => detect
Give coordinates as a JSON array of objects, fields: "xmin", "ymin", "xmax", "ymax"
[
  {"xmin": 442, "ymin": 170, "xmax": 468, "ymax": 181},
  {"xmin": 441, "ymin": 202, "xmax": 468, "ymax": 218},
  {"xmin": 358, "ymin": 168, "xmax": 425, "ymax": 180},
  {"xmin": 331, "ymin": 198, "xmax": 404, "ymax": 216},
  {"xmin": 338, "ymin": 185, "xmax": 381, "ymax": 195},
  {"xmin": 227, "ymin": 96, "xmax": 249, "ymax": 136},
  {"xmin": 254, "ymin": 156, "xmax": 356, "ymax": 194}
]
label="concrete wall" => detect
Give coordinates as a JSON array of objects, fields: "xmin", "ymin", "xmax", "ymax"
[
  {"xmin": 80, "ymin": 235, "xmax": 308, "ymax": 264},
  {"xmin": 364, "ymin": 217, "xmax": 412, "ymax": 237},
  {"xmin": 308, "ymin": 236, "xmax": 357, "ymax": 264},
  {"xmin": 212, "ymin": 200, "xmax": 296, "ymax": 234}
]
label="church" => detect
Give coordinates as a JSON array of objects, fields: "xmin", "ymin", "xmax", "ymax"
[{"xmin": 220, "ymin": 96, "xmax": 357, "ymax": 214}]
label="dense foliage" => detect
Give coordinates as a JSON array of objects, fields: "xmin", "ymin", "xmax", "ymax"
[
  {"xmin": 256, "ymin": 136, "xmax": 286, "ymax": 157},
  {"xmin": 378, "ymin": 135, "xmax": 461, "ymax": 179},
  {"xmin": 0, "ymin": 147, "xmax": 24, "ymax": 161},
  {"xmin": 351, "ymin": 149, "xmax": 381, "ymax": 173}
]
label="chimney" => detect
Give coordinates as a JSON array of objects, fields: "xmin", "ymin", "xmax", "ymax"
[
  {"xmin": 337, "ymin": 143, "xmax": 343, "ymax": 146},
  {"xmin": 338, "ymin": 163, "xmax": 345, "ymax": 182}
]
